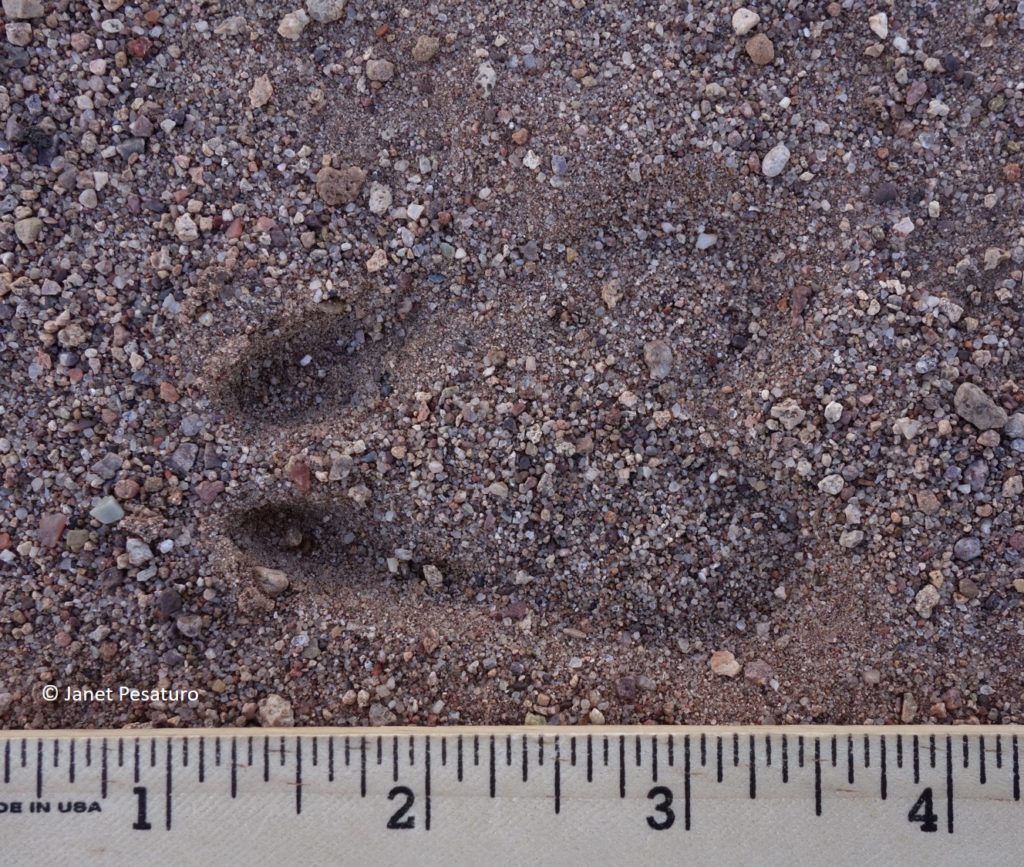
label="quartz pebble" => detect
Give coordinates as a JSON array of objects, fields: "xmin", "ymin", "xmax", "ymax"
[
  {"xmin": 710, "ymin": 650, "xmax": 741, "ymax": 677},
  {"xmin": 761, "ymin": 142, "xmax": 790, "ymax": 177},
  {"xmin": 731, "ymin": 8, "xmax": 760, "ymax": 36},
  {"xmin": 258, "ymin": 694, "xmax": 295, "ymax": 727}
]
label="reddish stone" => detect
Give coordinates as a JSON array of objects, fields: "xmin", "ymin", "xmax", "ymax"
[
  {"xmin": 0, "ymin": 532, "xmax": 10, "ymax": 550},
  {"xmin": 68, "ymin": 367, "xmax": 84, "ymax": 383},
  {"xmin": 225, "ymin": 218, "xmax": 243, "ymax": 240},
  {"xmin": 1004, "ymin": 162, "xmax": 1021, "ymax": 183},
  {"xmin": 159, "ymin": 381, "xmax": 180, "ymax": 402},
  {"xmin": 114, "ymin": 479, "xmax": 140, "ymax": 499},
  {"xmin": 55, "ymin": 631, "xmax": 72, "ymax": 649},
  {"xmin": 38, "ymin": 513, "xmax": 67, "ymax": 547},
  {"xmin": 196, "ymin": 480, "xmax": 224, "ymax": 505},
  {"xmin": 1009, "ymin": 532, "xmax": 1024, "ymax": 552},
  {"xmin": 143, "ymin": 10, "xmax": 161, "ymax": 25},
  {"xmin": 126, "ymin": 37, "xmax": 153, "ymax": 59},
  {"xmin": 289, "ymin": 460, "xmax": 312, "ymax": 493}
]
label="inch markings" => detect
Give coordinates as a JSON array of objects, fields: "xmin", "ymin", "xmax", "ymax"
[{"xmin": 0, "ymin": 727, "xmax": 1020, "ymax": 866}]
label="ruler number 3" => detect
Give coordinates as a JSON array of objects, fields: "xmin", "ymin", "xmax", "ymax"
[
  {"xmin": 646, "ymin": 786, "xmax": 675, "ymax": 831},
  {"xmin": 386, "ymin": 785, "xmax": 416, "ymax": 830}
]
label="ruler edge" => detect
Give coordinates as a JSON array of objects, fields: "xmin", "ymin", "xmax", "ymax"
[{"xmin": 6, "ymin": 724, "xmax": 1022, "ymax": 741}]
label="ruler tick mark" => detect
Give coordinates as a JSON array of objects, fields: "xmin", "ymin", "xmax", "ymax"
[
  {"xmin": 69, "ymin": 739, "xmax": 75, "ymax": 784},
  {"xmin": 896, "ymin": 734, "xmax": 903, "ymax": 769},
  {"xmin": 425, "ymin": 737, "xmax": 432, "ymax": 831},
  {"xmin": 36, "ymin": 739, "xmax": 42, "ymax": 799},
  {"xmin": 716, "ymin": 737, "xmax": 723, "ymax": 783},
  {"xmin": 328, "ymin": 737, "xmax": 334, "ymax": 782},
  {"xmin": 880, "ymin": 736, "xmax": 887, "ymax": 801},
  {"xmin": 913, "ymin": 735, "xmax": 920, "ymax": 784},
  {"xmin": 668, "ymin": 734, "xmax": 674, "ymax": 768},
  {"xmin": 683, "ymin": 735, "xmax": 691, "ymax": 831},
  {"xmin": 830, "ymin": 735, "xmax": 837, "ymax": 769},
  {"xmin": 458, "ymin": 735, "xmax": 464, "ymax": 782},
  {"xmin": 151, "ymin": 739, "xmax": 157, "ymax": 768},
  {"xmin": 619, "ymin": 736, "xmax": 626, "ymax": 798},
  {"xmin": 765, "ymin": 734, "xmax": 772, "ymax": 768},
  {"xmin": 782, "ymin": 735, "xmax": 789, "ymax": 783},
  {"xmin": 3, "ymin": 741, "xmax": 9, "ymax": 784},
  {"xmin": 978, "ymin": 736, "xmax": 986, "ymax": 785},
  {"xmin": 345, "ymin": 737, "xmax": 350, "ymax": 768},
  {"xmin": 945, "ymin": 736, "xmax": 954, "ymax": 834},
  {"xmin": 441, "ymin": 737, "xmax": 447, "ymax": 768},
  {"xmin": 117, "ymin": 739, "xmax": 123, "ymax": 769},
  {"xmin": 392, "ymin": 737, "xmax": 399, "ymax": 783},
  {"xmin": 506, "ymin": 736, "xmax": 512, "ymax": 767},
  {"xmin": 231, "ymin": 738, "xmax": 237, "ymax": 799},
  {"xmin": 554, "ymin": 737, "xmax": 561, "ymax": 815},
  {"xmin": 700, "ymin": 734, "xmax": 706, "ymax": 768},
  {"xmin": 409, "ymin": 736, "xmax": 415, "ymax": 768},
  {"xmin": 587, "ymin": 736, "xmax": 593, "ymax": 782},
  {"xmin": 101, "ymin": 738, "xmax": 108, "ymax": 799},
  {"xmin": 995, "ymin": 734, "xmax": 1001, "ymax": 770},
  {"xmin": 377, "ymin": 736, "xmax": 383, "ymax": 767},
  {"xmin": 635, "ymin": 735, "xmax": 641, "ymax": 768},
  {"xmin": 962, "ymin": 734, "xmax": 969, "ymax": 769},
  {"xmin": 863, "ymin": 735, "xmax": 870, "ymax": 768},
  {"xmin": 360, "ymin": 737, "xmax": 368, "ymax": 798},
  {"xmin": 522, "ymin": 735, "xmax": 528, "ymax": 783},
  {"xmin": 473, "ymin": 735, "xmax": 479, "ymax": 768},
  {"xmin": 733, "ymin": 733, "xmax": 739, "ymax": 768},
  {"xmin": 929, "ymin": 735, "xmax": 936, "ymax": 769},
  {"xmin": 651, "ymin": 736, "xmax": 658, "ymax": 782},
  {"xmin": 52, "ymin": 739, "xmax": 58, "ymax": 769},
  {"xmin": 814, "ymin": 739, "xmax": 822, "ymax": 817},
  {"xmin": 489, "ymin": 736, "xmax": 496, "ymax": 798},
  {"xmin": 798, "ymin": 736, "xmax": 805, "ymax": 769},
  {"xmin": 1012, "ymin": 736, "xmax": 1019, "ymax": 801},
  {"xmin": 165, "ymin": 740, "xmax": 173, "ymax": 832},
  {"xmin": 847, "ymin": 735, "xmax": 854, "ymax": 785},
  {"xmin": 748, "ymin": 736, "xmax": 756, "ymax": 800},
  {"xmin": 263, "ymin": 737, "xmax": 269, "ymax": 783},
  {"xmin": 135, "ymin": 738, "xmax": 141, "ymax": 785},
  {"xmin": 215, "ymin": 737, "xmax": 221, "ymax": 768},
  {"xmin": 247, "ymin": 737, "xmax": 253, "ymax": 769},
  {"xmin": 295, "ymin": 737, "xmax": 302, "ymax": 815},
  {"xmin": 570, "ymin": 736, "xmax": 577, "ymax": 767}
]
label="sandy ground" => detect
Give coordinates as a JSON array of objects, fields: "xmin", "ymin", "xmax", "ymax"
[{"xmin": 1, "ymin": 1, "xmax": 1022, "ymax": 730}]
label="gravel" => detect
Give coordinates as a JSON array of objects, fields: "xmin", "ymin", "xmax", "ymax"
[{"xmin": 1, "ymin": 0, "xmax": 1021, "ymax": 733}]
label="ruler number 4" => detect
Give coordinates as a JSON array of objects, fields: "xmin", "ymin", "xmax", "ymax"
[
  {"xmin": 386, "ymin": 785, "xmax": 416, "ymax": 830},
  {"xmin": 908, "ymin": 787, "xmax": 938, "ymax": 833}
]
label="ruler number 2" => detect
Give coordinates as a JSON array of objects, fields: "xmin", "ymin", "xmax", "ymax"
[
  {"xmin": 386, "ymin": 786, "xmax": 416, "ymax": 830},
  {"xmin": 908, "ymin": 788, "xmax": 938, "ymax": 833}
]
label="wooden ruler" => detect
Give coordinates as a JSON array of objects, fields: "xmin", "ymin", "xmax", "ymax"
[{"xmin": 0, "ymin": 726, "xmax": 1020, "ymax": 865}]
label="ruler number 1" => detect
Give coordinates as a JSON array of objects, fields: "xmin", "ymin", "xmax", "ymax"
[
  {"xmin": 132, "ymin": 786, "xmax": 152, "ymax": 831},
  {"xmin": 908, "ymin": 788, "xmax": 938, "ymax": 833},
  {"xmin": 386, "ymin": 786, "xmax": 416, "ymax": 829}
]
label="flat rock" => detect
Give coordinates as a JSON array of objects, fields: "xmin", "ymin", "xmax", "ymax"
[
  {"xmin": 316, "ymin": 165, "xmax": 365, "ymax": 206},
  {"xmin": 277, "ymin": 9, "xmax": 309, "ymax": 40},
  {"xmin": 3, "ymin": 0, "xmax": 44, "ymax": 19},
  {"xmin": 89, "ymin": 496, "xmax": 124, "ymax": 525},
  {"xmin": 14, "ymin": 217, "xmax": 42, "ymax": 244},
  {"xmin": 412, "ymin": 35, "xmax": 440, "ymax": 62},
  {"xmin": 954, "ymin": 382, "xmax": 1007, "ymax": 430},
  {"xmin": 643, "ymin": 339, "xmax": 674, "ymax": 380},
  {"xmin": 306, "ymin": 0, "xmax": 346, "ymax": 23},
  {"xmin": 249, "ymin": 75, "xmax": 272, "ymax": 108},
  {"xmin": 37, "ymin": 513, "xmax": 67, "ymax": 547},
  {"xmin": 366, "ymin": 58, "xmax": 394, "ymax": 82},
  {"xmin": 253, "ymin": 566, "xmax": 289, "ymax": 597}
]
